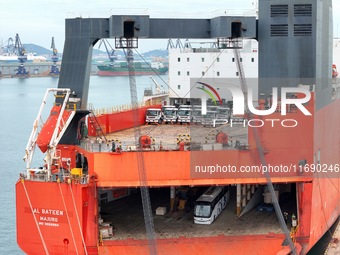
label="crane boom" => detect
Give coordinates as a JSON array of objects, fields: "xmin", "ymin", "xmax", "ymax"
[
  {"xmin": 14, "ymin": 33, "xmax": 27, "ymax": 63},
  {"xmin": 50, "ymin": 37, "xmax": 58, "ymax": 62},
  {"xmin": 14, "ymin": 33, "xmax": 29, "ymax": 78},
  {"xmin": 49, "ymin": 37, "xmax": 60, "ymax": 77},
  {"xmin": 98, "ymin": 39, "xmax": 117, "ymax": 64}
]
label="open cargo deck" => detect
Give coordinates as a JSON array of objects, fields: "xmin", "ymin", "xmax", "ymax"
[
  {"xmin": 81, "ymin": 123, "xmax": 248, "ymax": 152},
  {"xmin": 99, "ymin": 187, "xmax": 288, "ymax": 240}
]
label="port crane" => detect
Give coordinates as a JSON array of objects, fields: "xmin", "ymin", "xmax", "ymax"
[
  {"xmin": 98, "ymin": 39, "xmax": 117, "ymax": 65},
  {"xmin": 49, "ymin": 37, "xmax": 60, "ymax": 77},
  {"xmin": 14, "ymin": 33, "xmax": 29, "ymax": 78},
  {"xmin": 2, "ymin": 37, "xmax": 14, "ymax": 55}
]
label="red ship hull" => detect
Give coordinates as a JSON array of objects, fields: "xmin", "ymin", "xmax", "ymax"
[{"xmin": 16, "ymin": 95, "xmax": 340, "ymax": 254}]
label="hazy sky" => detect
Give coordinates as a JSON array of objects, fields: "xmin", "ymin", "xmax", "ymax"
[{"xmin": 1, "ymin": 0, "xmax": 339, "ymax": 53}]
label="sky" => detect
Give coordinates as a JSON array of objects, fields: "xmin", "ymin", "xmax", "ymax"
[{"xmin": 1, "ymin": 0, "xmax": 340, "ymax": 53}]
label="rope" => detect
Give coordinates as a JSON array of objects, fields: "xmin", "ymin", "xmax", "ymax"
[
  {"xmin": 21, "ymin": 179, "xmax": 50, "ymax": 255},
  {"xmin": 58, "ymin": 182, "xmax": 79, "ymax": 255},
  {"xmin": 68, "ymin": 182, "xmax": 88, "ymax": 255}
]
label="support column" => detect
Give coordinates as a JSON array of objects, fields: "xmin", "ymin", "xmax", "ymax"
[
  {"xmin": 247, "ymin": 184, "xmax": 251, "ymax": 200},
  {"xmin": 236, "ymin": 184, "xmax": 241, "ymax": 216},
  {"xmin": 242, "ymin": 184, "xmax": 246, "ymax": 207},
  {"xmin": 170, "ymin": 186, "xmax": 175, "ymax": 211},
  {"xmin": 251, "ymin": 185, "xmax": 255, "ymax": 194}
]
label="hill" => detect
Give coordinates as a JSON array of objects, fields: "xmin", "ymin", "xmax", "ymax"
[
  {"xmin": 20, "ymin": 43, "xmax": 168, "ymax": 59},
  {"xmin": 23, "ymin": 44, "xmax": 53, "ymax": 55}
]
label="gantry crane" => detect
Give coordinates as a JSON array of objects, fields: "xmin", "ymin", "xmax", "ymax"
[
  {"xmin": 49, "ymin": 37, "xmax": 60, "ymax": 77},
  {"xmin": 14, "ymin": 33, "xmax": 29, "ymax": 78}
]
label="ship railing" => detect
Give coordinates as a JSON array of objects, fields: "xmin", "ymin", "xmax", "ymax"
[
  {"xmin": 91, "ymin": 102, "xmax": 147, "ymax": 115},
  {"xmin": 274, "ymin": 103, "xmax": 298, "ymax": 114},
  {"xmin": 78, "ymin": 139, "xmax": 247, "ymax": 152},
  {"xmin": 24, "ymin": 168, "xmax": 89, "ymax": 184},
  {"xmin": 25, "ymin": 168, "xmax": 49, "ymax": 182}
]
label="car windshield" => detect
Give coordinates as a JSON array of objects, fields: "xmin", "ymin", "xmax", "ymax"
[
  {"xmin": 178, "ymin": 110, "xmax": 190, "ymax": 116},
  {"xmin": 164, "ymin": 109, "xmax": 176, "ymax": 115},
  {"xmin": 147, "ymin": 110, "xmax": 159, "ymax": 116},
  {"xmin": 194, "ymin": 204, "xmax": 211, "ymax": 217}
]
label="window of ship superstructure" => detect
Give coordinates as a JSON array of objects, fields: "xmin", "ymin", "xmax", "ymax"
[
  {"xmin": 217, "ymin": 57, "xmax": 220, "ymax": 62},
  {"xmin": 240, "ymin": 58, "xmax": 243, "ymax": 62},
  {"xmin": 187, "ymin": 71, "xmax": 190, "ymax": 76},
  {"xmin": 178, "ymin": 71, "xmax": 181, "ymax": 76},
  {"xmin": 202, "ymin": 71, "xmax": 205, "ymax": 76},
  {"xmin": 232, "ymin": 58, "xmax": 235, "ymax": 62},
  {"xmin": 217, "ymin": 71, "xmax": 220, "ymax": 76},
  {"xmin": 251, "ymin": 58, "xmax": 255, "ymax": 62},
  {"xmin": 236, "ymin": 72, "xmax": 239, "ymax": 76},
  {"xmin": 178, "ymin": 85, "xmax": 181, "ymax": 89},
  {"xmin": 178, "ymin": 57, "xmax": 181, "ymax": 62},
  {"xmin": 201, "ymin": 57, "xmax": 205, "ymax": 62},
  {"xmin": 187, "ymin": 57, "xmax": 190, "ymax": 62}
]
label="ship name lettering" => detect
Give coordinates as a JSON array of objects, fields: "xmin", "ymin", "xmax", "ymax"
[
  {"xmin": 42, "ymin": 209, "xmax": 64, "ymax": 216},
  {"xmin": 39, "ymin": 216, "xmax": 59, "ymax": 222}
]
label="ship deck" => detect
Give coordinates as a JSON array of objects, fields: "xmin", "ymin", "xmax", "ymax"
[
  {"xmin": 99, "ymin": 187, "xmax": 289, "ymax": 241},
  {"xmin": 84, "ymin": 122, "xmax": 248, "ymax": 152}
]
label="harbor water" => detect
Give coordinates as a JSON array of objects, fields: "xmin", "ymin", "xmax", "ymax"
[{"xmin": 0, "ymin": 75, "xmax": 336, "ymax": 254}]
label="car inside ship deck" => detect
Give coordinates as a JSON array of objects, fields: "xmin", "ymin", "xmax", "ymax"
[{"xmin": 98, "ymin": 184, "xmax": 297, "ymax": 240}]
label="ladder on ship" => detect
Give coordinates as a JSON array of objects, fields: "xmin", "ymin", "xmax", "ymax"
[{"xmin": 88, "ymin": 104, "xmax": 107, "ymax": 143}]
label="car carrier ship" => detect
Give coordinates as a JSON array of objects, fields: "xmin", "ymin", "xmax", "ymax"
[
  {"xmin": 16, "ymin": 0, "xmax": 340, "ymax": 254},
  {"xmin": 96, "ymin": 61, "xmax": 168, "ymax": 76}
]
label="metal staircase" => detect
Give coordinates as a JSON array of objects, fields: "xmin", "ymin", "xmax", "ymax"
[{"xmin": 88, "ymin": 104, "xmax": 107, "ymax": 143}]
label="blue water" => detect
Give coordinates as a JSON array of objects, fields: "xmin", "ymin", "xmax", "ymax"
[{"xmin": 0, "ymin": 75, "xmax": 166, "ymax": 254}]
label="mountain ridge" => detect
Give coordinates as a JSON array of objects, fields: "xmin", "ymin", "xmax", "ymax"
[{"xmin": 20, "ymin": 43, "xmax": 168, "ymax": 59}]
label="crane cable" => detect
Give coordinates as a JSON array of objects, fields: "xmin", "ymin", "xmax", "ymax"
[
  {"xmin": 133, "ymin": 46, "xmax": 225, "ymax": 100},
  {"xmin": 232, "ymin": 40, "xmax": 297, "ymax": 255},
  {"xmin": 21, "ymin": 179, "xmax": 50, "ymax": 255},
  {"xmin": 124, "ymin": 47, "xmax": 158, "ymax": 255}
]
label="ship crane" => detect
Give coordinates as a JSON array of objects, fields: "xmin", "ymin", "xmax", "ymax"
[
  {"xmin": 14, "ymin": 33, "xmax": 29, "ymax": 78},
  {"xmin": 23, "ymin": 88, "xmax": 76, "ymax": 181},
  {"xmin": 98, "ymin": 39, "xmax": 117, "ymax": 66},
  {"xmin": 49, "ymin": 37, "xmax": 60, "ymax": 77}
]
